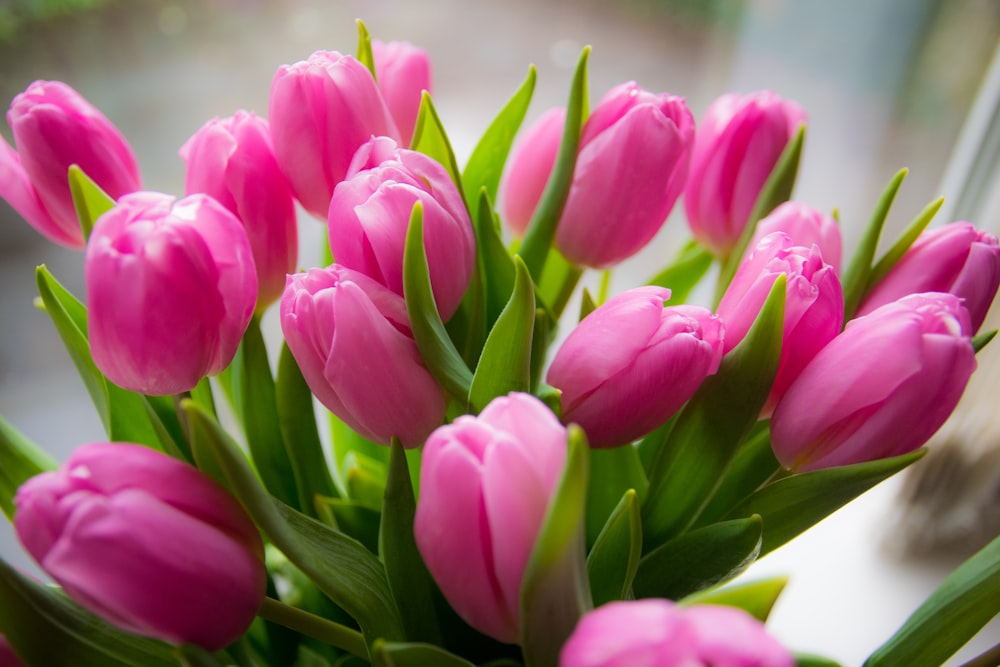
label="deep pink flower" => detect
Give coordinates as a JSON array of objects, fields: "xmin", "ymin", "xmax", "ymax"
[
  {"xmin": 414, "ymin": 393, "xmax": 567, "ymax": 643},
  {"xmin": 372, "ymin": 40, "xmax": 432, "ymax": 147},
  {"xmin": 14, "ymin": 443, "xmax": 265, "ymax": 651},
  {"xmin": 500, "ymin": 107, "xmax": 566, "ymax": 236},
  {"xmin": 0, "ymin": 80, "xmax": 141, "ymax": 247},
  {"xmin": 85, "ymin": 192, "xmax": 257, "ymax": 396},
  {"xmin": 0, "ymin": 635, "xmax": 23, "ymax": 667},
  {"xmin": 749, "ymin": 201, "xmax": 841, "ymax": 271}
]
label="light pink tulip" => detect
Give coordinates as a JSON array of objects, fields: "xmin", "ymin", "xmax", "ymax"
[
  {"xmin": 414, "ymin": 393, "xmax": 567, "ymax": 643},
  {"xmin": 857, "ymin": 221, "xmax": 1000, "ymax": 332},
  {"xmin": 372, "ymin": 40, "xmax": 432, "ymax": 147},
  {"xmin": 85, "ymin": 192, "xmax": 257, "ymax": 396},
  {"xmin": 500, "ymin": 107, "xmax": 566, "ymax": 237},
  {"xmin": 280, "ymin": 265, "xmax": 446, "ymax": 447},
  {"xmin": 560, "ymin": 600, "xmax": 793, "ymax": 667},
  {"xmin": 685, "ymin": 91, "xmax": 806, "ymax": 258},
  {"xmin": 328, "ymin": 136, "xmax": 475, "ymax": 321},
  {"xmin": 717, "ymin": 232, "xmax": 843, "ymax": 416},
  {"xmin": 0, "ymin": 80, "xmax": 141, "ymax": 247},
  {"xmin": 772, "ymin": 292, "xmax": 976, "ymax": 471},
  {"xmin": 180, "ymin": 111, "xmax": 298, "ymax": 309},
  {"xmin": 557, "ymin": 82, "xmax": 695, "ymax": 268},
  {"xmin": 269, "ymin": 51, "xmax": 400, "ymax": 219},
  {"xmin": 547, "ymin": 287, "xmax": 724, "ymax": 448},
  {"xmin": 749, "ymin": 201, "xmax": 841, "ymax": 271},
  {"xmin": 14, "ymin": 443, "xmax": 265, "ymax": 651}
]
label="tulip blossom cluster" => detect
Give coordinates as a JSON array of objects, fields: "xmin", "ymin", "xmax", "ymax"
[{"xmin": 2, "ymin": 21, "xmax": 1000, "ymax": 667}]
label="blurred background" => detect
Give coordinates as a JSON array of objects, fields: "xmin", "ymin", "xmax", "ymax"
[{"xmin": 1, "ymin": 0, "xmax": 999, "ymax": 664}]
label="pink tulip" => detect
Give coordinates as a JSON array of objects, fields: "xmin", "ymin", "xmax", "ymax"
[
  {"xmin": 0, "ymin": 636, "xmax": 23, "ymax": 667},
  {"xmin": 547, "ymin": 287, "xmax": 724, "ymax": 448},
  {"xmin": 280, "ymin": 265, "xmax": 446, "ymax": 447},
  {"xmin": 85, "ymin": 192, "xmax": 257, "ymax": 395},
  {"xmin": 328, "ymin": 136, "xmax": 475, "ymax": 321},
  {"xmin": 685, "ymin": 91, "xmax": 806, "ymax": 258},
  {"xmin": 557, "ymin": 82, "xmax": 695, "ymax": 268},
  {"xmin": 857, "ymin": 221, "xmax": 1000, "ymax": 332},
  {"xmin": 414, "ymin": 393, "xmax": 567, "ymax": 643},
  {"xmin": 14, "ymin": 443, "xmax": 266, "ymax": 651},
  {"xmin": 749, "ymin": 201, "xmax": 841, "ymax": 271},
  {"xmin": 560, "ymin": 600, "xmax": 793, "ymax": 667},
  {"xmin": 180, "ymin": 110, "xmax": 298, "ymax": 309},
  {"xmin": 771, "ymin": 292, "xmax": 976, "ymax": 471},
  {"xmin": 500, "ymin": 107, "xmax": 566, "ymax": 236},
  {"xmin": 0, "ymin": 80, "xmax": 141, "ymax": 248},
  {"xmin": 269, "ymin": 51, "xmax": 400, "ymax": 219},
  {"xmin": 372, "ymin": 40, "xmax": 432, "ymax": 147},
  {"xmin": 717, "ymin": 232, "xmax": 843, "ymax": 416}
]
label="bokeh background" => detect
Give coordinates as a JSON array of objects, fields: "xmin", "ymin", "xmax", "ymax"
[{"xmin": 1, "ymin": 0, "xmax": 999, "ymax": 664}]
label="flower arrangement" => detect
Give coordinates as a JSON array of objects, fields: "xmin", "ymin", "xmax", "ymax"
[{"xmin": 1, "ymin": 18, "xmax": 999, "ymax": 667}]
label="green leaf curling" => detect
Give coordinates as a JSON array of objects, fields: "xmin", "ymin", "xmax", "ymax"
[
  {"xmin": 411, "ymin": 92, "xmax": 462, "ymax": 189},
  {"xmin": 865, "ymin": 196, "xmax": 943, "ymax": 292},
  {"xmin": 0, "ymin": 417, "xmax": 56, "ymax": 520},
  {"xmin": 680, "ymin": 575, "xmax": 789, "ymax": 623},
  {"xmin": 586, "ymin": 489, "xmax": 642, "ymax": 606},
  {"xmin": 68, "ymin": 165, "xmax": 115, "ymax": 242}
]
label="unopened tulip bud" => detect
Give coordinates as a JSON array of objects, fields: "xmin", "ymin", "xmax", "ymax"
[
  {"xmin": 547, "ymin": 287, "xmax": 724, "ymax": 447},
  {"xmin": 772, "ymin": 292, "xmax": 976, "ymax": 471},
  {"xmin": 500, "ymin": 107, "xmax": 566, "ymax": 237},
  {"xmin": 415, "ymin": 393, "xmax": 567, "ymax": 643},
  {"xmin": 0, "ymin": 80, "xmax": 141, "ymax": 247},
  {"xmin": 750, "ymin": 201, "xmax": 842, "ymax": 271},
  {"xmin": 372, "ymin": 40, "xmax": 432, "ymax": 147},
  {"xmin": 14, "ymin": 443, "xmax": 266, "ymax": 651},
  {"xmin": 86, "ymin": 192, "xmax": 257, "ymax": 395}
]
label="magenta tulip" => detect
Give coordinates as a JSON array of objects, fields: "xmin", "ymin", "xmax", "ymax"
[
  {"xmin": 180, "ymin": 110, "xmax": 298, "ymax": 309},
  {"xmin": 328, "ymin": 136, "xmax": 475, "ymax": 320},
  {"xmin": 685, "ymin": 91, "xmax": 806, "ymax": 258},
  {"xmin": 717, "ymin": 232, "xmax": 843, "ymax": 415},
  {"xmin": 0, "ymin": 80, "xmax": 141, "ymax": 248},
  {"xmin": 547, "ymin": 287, "xmax": 724, "ymax": 448},
  {"xmin": 14, "ymin": 443, "xmax": 266, "ymax": 651},
  {"xmin": 557, "ymin": 82, "xmax": 695, "ymax": 268},
  {"xmin": 269, "ymin": 51, "xmax": 400, "ymax": 219},
  {"xmin": 749, "ymin": 201, "xmax": 841, "ymax": 271},
  {"xmin": 500, "ymin": 107, "xmax": 566, "ymax": 236},
  {"xmin": 414, "ymin": 393, "xmax": 567, "ymax": 643},
  {"xmin": 85, "ymin": 192, "xmax": 257, "ymax": 395},
  {"xmin": 281, "ymin": 264, "xmax": 446, "ymax": 447},
  {"xmin": 560, "ymin": 600, "xmax": 793, "ymax": 667},
  {"xmin": 771, "ymin": 292, "xmax": 976, "ymax": 471},
  {"xmin": 0, "ymin": 636, "xmax": 23, "ymax": 667},
  {"xmin": 372, "ymin": 40, "xmax": 432, "ymax": 147},
  {"xmin": 857, "ymin": 221, "xmax": 1000, "ymax": 332}
]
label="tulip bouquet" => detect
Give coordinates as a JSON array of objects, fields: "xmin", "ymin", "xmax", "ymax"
[{"xmin": 2, "ymin": 19, "xmax": 1000, "ymax": 667}]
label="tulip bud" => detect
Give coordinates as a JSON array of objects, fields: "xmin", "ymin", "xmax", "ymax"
[
  {"xmin": 281, "ymin": 265, "xmax": 446, "ymax": 447},
  {"xmin": 500, "ymin": 107, "xmax": 566, "ymax": 237},
  {"xmin": 749, "ymin": 201, "xmax": 842, "ymax": 271},
  {"xmin": 371, "ymin": 40, "xmax": 432, "ymax": 147},
  {"xmin": 547, "ymin": 287, "xmax": 724, "ymax": 448},
  {"xmin": 0, "ymin": 80, "xmax": 141, "ymax": 248},
  {"xmin": 180, "ymin": 111, "xmax": 298, "ymax": 309},
  {"xmin": 857, "ymin": 221, "xmax": 1000, "ymax": 332},
  {"xmin": 328, "ymin": 136, "xmax": 475, "ymax": 320},
  {"xmin": 557, "ymin": 82, "xmax": 695, "ymax": 268},
  {"xmin": 772, "ymin": 292, "xmax": 976, "ymax": 471},
  {"xmin": 717, "ymin": 232, "xmax": 843, "ymax": 416},
  {"xmin": 14, "ymin": 443, "xmax": 266, "ymax": 651},
  {"xmin": 269, "ymin": 51, "xmax": 400, "ymax": 219},
  {"xmin": 414, "ymin": 393, "xmax": 567, "ymax": 643},
  {"xmin": 685, "ymin": 91, "xmax": 806, "ymax": 258},
  {"xmin": 85, "ymin": 192, "xmax": 257, "ymax": 395}
]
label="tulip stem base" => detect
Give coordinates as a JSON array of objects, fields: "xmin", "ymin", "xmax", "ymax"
[{"xmin": 258, "ymin": 597, "xmax": 367, "ymax": 658}]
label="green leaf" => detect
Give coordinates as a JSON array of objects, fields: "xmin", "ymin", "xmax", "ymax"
[
  {"xmin": 462, "ymin": 66, "xmax": 537, "ymax": 215},
  {"xmin": 474, "ymin": 189, "xmax": 517, "ymax": 336},
  {"xmin": 315, "ymin": 496, "xmax": 382, "ymax": 554},
  {"xmin": 183, "ymin": 401, "xmax": 405, "ymax": 646},
  {"xmin": 681, "ymin": 575, "xmax": 789, "ymax": 622},
  {"xmin": 469, "ymin": 257, "xmax": 535, "ymax": 412},
  {"xmin": 632, "ymin": 516, "xmax": 762, "ymax": 600},
  {"xmin": 174, "ymin": 644, "xmax": 227, "ymax": 667},
  {"xmin": 355, "ymin": 19, "xmax": 376, "ymax": 79},
  {"xmin": 725, "ymin": 449, "xmax": 925, "ymax": 556},
  {"xmin": 585, "ymin": 444, "xmax": 648, "ymax": 548},
  {"xmin": 537, "ymin": 248, "xmax": 584, "ymax": 321},
  {"xmin": 0, "ymin": 417, "xmax": 57, "ymax": 519},
  {"xmin": 642, "ymin": 277, "xmax": 785, "ymax": 549},
  {"xmin": 0, "ymin": 559, "xmax": 177, "ymax": 666},
  {"xmin": 647, "ymin": 239, "xmax": 715, "ymax": 303},
  {"xmin": 402, "ymin": 203, "xmax": 474, "ymax": 401},
  {"xmin": 586, "ymin": 489, "xmax": 642, "ymax": 606},
  {"xmin": 344, "ymin": 451, "xmax": 388, "ymax": 510},
  {"xmin": 371, "ymin": 640, "xmax": 475, "ymax": 667},
  {"xmin": 520, "ymin": 425, "xmax": 592, "ymax": 667},
  {"xmin": 329, "ymin": 412, "xmax": 389, "ymax": 497},
  {"xmin": 411, "ymin": 92, "xmax": 462, "ymax": 189},
  {"xmin": 578, "ymin": 287, "xmax": 597, "ymax": 320},
  {"xmin": 865, "ymin": 196, "xmax": 943, "ymax": 292},
  {"xmin": 68, "ymin": 165, "xmax": 115, "ymax": 242},
  {"xmin": 973, "ymin": 329, "xmax": 997, "ymax": 353},
  {"xmin": 796, "ymin": 654, "xmax": 844, "ymax": 667},
  {"xmin": 518, "ymin": 46, "xmax": 590, "ymax": 284},
  {"xmin": 841, "ymin": 169, "xmax": 907, "ymax": 318}
]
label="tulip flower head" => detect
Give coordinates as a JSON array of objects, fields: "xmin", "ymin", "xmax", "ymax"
[
  {"xmin": 414, "ymin": 393, "xmax": 567, "ymax": 643},
  {"xmin": 85, "ymin": 191, "xmax": 257, "ymax": 396},
  {"xmin": 0, "ymin": 80, "xmax": 141, "ymax": 247},
  {"xmin": 372, "ymin": 39, "xmax": 432, "ymax": 147},
  {"xmin": 500, "ymin": 106, "xmax": 566, "ymax": 237},
  {"xmin": 749, "ymin": 201, "xmax": 842, "ymax": 271},
  {"xmin": 14, "ymin": 443, "xmax": 266, "ymax": 651}
]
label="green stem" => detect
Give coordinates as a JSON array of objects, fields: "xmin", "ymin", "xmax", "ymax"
[
  {"xmin": 549, "ymin": 265, "xmax": 584, "ymax": 320},
  {"xmin": 258, "ymin": 597, "xmax": 368, "ymax": 659}
]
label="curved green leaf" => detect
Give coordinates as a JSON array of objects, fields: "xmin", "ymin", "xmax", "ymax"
[
  {"xmin": 371, "ymin": 640, "xmax": 475, "ymax": 667},
  {"xmin": 474, "ymin": 189, "xmax": 517, "ymax": 335},
  {"xmin": 585, "ymin": 444, "xmax": 648, "ymax": 548},
  {"xmin": 68, "ymin": 165, "xmax": 115, "ymax": 241},
  {"xmin": 411, "ymin": 92, "xmax": 462, "ymax": 189},
  {"xmin": 0, "ymin": 417, "xmax": 57, "ymax": 520},
  {"xmin": 355, "ymin": 19, "xmax": 376, "ymax": 78},
  {"xmin": 586, "ymin": 489, "xmax": 642, "ymax": 606},
  {"xmin": 680, "ymin": 575, "xmax": 789, "ymax": 623},
  {"xmin": 647, "ymin": 239, "xmax": 715, "ymax": 303},
  {"xmin": 865, "ymin": 196, "xmax": 942, "ymax": 292}
]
